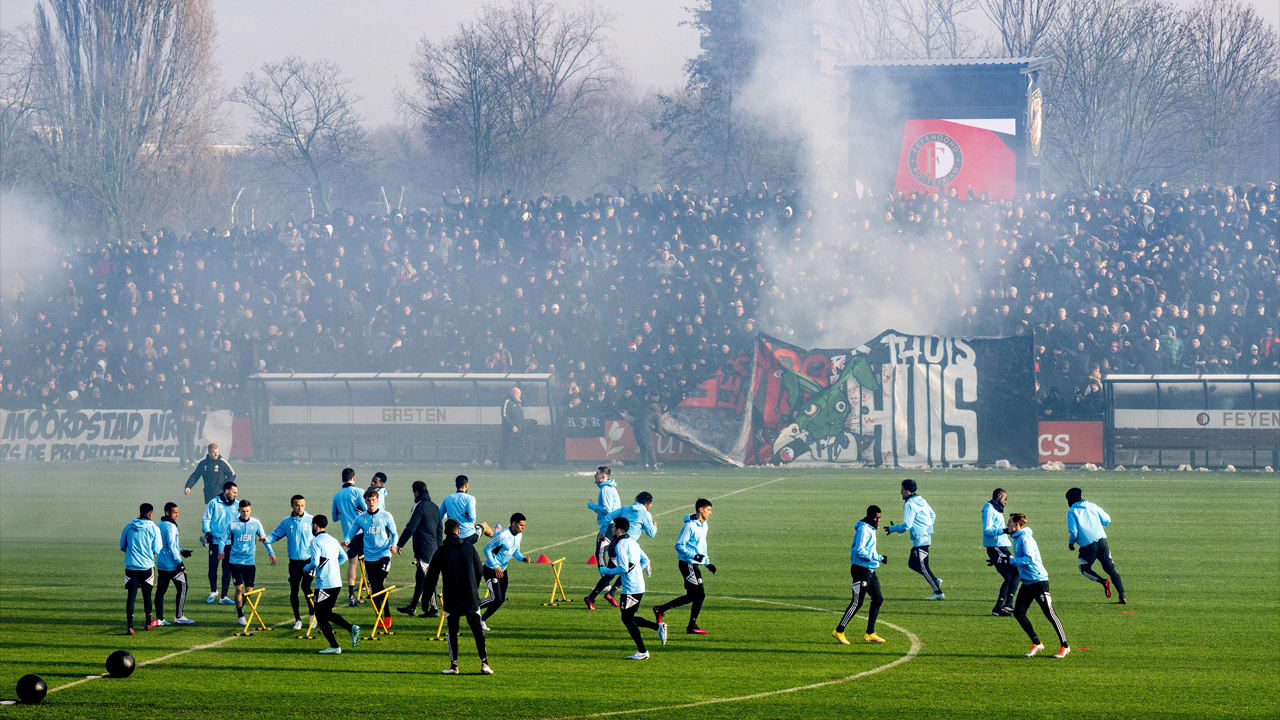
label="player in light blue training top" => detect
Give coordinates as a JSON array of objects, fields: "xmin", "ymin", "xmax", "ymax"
[
  {"xmin": 833, "ymin": 505, "xmax": 889, "ymax": 646},
  {"xmin": 1065, "ymin": 487, "xmax": 1126, "ymax": 604},
  {"xmin": 305, "ymin": 514, "xmax": 358, "ymax": 654},
  {"xmin": 331, "ymin": 468, "xmax": 365, "ymax": 606},
  {"xmin": 479, "ymin": 513, "xmax": 530, "ymax": 627},
  {"xmin": 599, "ymin": 516, "xmax": 664, "ymax": 660},
  {"xmin": 885, "ymin": 478, "xmax": 943, "ymax": 599},
  {"xmin": 156, "ymin": 502, "xmax": 195, "ymax": 626},
  {"xmin": 121, "ymin": 502, "xmax": 163, "ymax": 634},
  {"xmin": 1008, "ymin": 512, "xmax": 1070, "ymax": 659},
  {"xmin": 653, "ymin": 499, "xmax": 715, "ymax": 635},
  {"xmin": 982, "ymin": 488, "xmax": 1019, "ymax": 616},
  {"xmin": 201, "ymin": 481, "xmax": 238, "ymax": 604},
  {"xmin": 604, "ymin": 491, "xmax": 657, "ymax": 540},
  {"xmin": 345, "ymin": 488, "xmax": 399, "ymax": 628},
  {"xmin": 441, "ymin": 474, "xmax": 488, "ymax": 544},
  {"xmin": 222, "ymin": 499, "xmax": 275, "ymax": 626},
  {"xmin": 585, "ymin": 466, "xmax": 622, "ymax": 609},
  {"xmin": 267, "ymin": 494, "xmax": 315, "ymax": 629}
]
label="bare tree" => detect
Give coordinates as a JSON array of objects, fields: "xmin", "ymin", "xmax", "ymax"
[
  {"xmin": 29, "ymin": 0, "xmax": 216, "ymax": 236},
  {"xmin": 231, "ymin": 57, "xmax": 369, "ymax": 215},
  {"xmin": 891, "ymin": 0, "xmax": 980, "ymax": 58},
  {"xmin": 1044, "ymin": 0, "xmax": 1194, "ymax": 187},
  {"xmin": 485, "ymin": 0, "xmax": 616, "ymax": 193},
  {"xmin": 1183, "ymin": 0, "xmax": 1280, "ymax": 184},
  {"xmin": 978, "ymin": 0, "xmax": 1063, "ymax": 56},
  {"xmin": 0, "ymin": 27, "xmax": 38, "ymax": 190},
  {"xmin": 401, "ymin": 20, "xmax": 503, "ymax": 196}
]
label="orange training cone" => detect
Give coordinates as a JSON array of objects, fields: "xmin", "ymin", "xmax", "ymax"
[
  {"xmin": 535, "ymin": 554, "xmax": 551, "ymax": 564},
  {"xmin": 587, "ymin": 555, "xmax": 598, "ymax": 565}
]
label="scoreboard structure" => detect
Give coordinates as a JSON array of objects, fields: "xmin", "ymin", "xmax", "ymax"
[{"xmin": 844, "ymin": 57, "xmax": 1047, "ymax": 200}]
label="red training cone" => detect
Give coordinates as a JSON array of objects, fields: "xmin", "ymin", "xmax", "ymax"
[
  {"xmin": 587, "ymin": 555, "xmax": 598, "ymax": 565},
  {"xmin": 535, "ymin": 554, "xmax": 552, "ymax": 564}
]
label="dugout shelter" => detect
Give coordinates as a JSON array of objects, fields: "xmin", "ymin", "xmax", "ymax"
[{"xmin": 247, "ymin": 372, "xmax": 560, "ymax": 463}]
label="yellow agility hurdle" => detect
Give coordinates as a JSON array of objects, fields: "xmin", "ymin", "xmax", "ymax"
[
  {"xmin": 356, "ymin": 557, "xmax": 372, "ymax": 603},
  {"xmin": 365, "ymin": 585, "xmax": 398, "ymax": 640},
  {"xmin": 541, "ymin": 558, "xmax": 571, "ymax": 606},
  {"xmin": 234, "ymin": 588, "xmax": 272, "ymax": 636},
  {"xmin": 296, "ymin": 593, "xmax": 317, "ymax": 639}
]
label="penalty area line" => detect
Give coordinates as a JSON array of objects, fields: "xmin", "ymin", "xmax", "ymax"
[{"xmin": 547, "ymin": 595, "xmax": 922, "ymax": 720}]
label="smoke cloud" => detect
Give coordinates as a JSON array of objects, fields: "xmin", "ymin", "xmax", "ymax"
[{"xmin": 737, "ymin": 7, "xmax": 1006, "ymax": 349}]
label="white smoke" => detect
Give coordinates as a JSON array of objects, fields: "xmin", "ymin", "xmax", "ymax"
[
  {"xmin": 737, "ymin": 4, "xmax": 1003, "ymax": 348},
  {"xmin": 0, "ymin": 190, "xmax": 60, "ymax": 313}
]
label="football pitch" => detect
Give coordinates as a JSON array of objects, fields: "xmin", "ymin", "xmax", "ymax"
[{"xmin": 1, "ymin": 464, "xmax": 1277, "ymax": 719}]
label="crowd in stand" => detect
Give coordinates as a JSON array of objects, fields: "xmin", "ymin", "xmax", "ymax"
[{"xmin": 1, "ymin": 181, "xmax": 1276, "ymax": 417}]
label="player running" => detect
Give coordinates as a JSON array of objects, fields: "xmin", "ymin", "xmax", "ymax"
[
  {"xmin": 478, "ymin": 513, "xmax": 530, "ymax": 629},
  {"xmin": 266, "ymin": 495, "xmax": 315, "ymax": 630},
  {"xmin": 599, "ymin": 517, "xmax": 665, "ymax": 660},
  {"xmin": 584, "ymin": 466, "xmax": 622, "ymax": 609},
  {"xmin": 331, "ymin": 468, "xmax": 365, "ymax": 606},
  {"xmin": 833, "ymin": 505, "xmax": 889, "ymax": 646},
  {"xmin": 121, "ymin": 503, "xmax": 163, "ymax": 635},
  {"xmin": 201, "ymin": 481, "xmax": 238, "ymax": 604},
  {"xmin": 982, "ymin": 488, "xmax": 1019, "ymax": 616},
  {"xmin": 221, "ymin": 499, "xmax": 276, "ymax": 626},
  {"xmin": 884, "ymin": 479, "xmax": 944, "ymax": 600},
  {"xmin": 653, "ymin": 499, "xmax": 715, "ymax": 635},
  {"xmin": 344, "ymin": 488, "xmax": 398, "ymax": 629},
  {"xmin": 156, "ymin": 502, "xmax": 195, "ymax": 626},
  {"xmin": 1066, "ymin": 488, "xmax": 1127, "ymax": 604},
  {"xmin": 305, "ymin": 514, "xmax": 358, "ymax": 654},
  {"xmin": 1008, "ymin": 513, "xmax": 1070, "ymax": 658}
]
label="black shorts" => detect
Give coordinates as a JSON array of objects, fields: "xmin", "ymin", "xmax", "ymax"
[
  {"xmin": 230, "ymin": 563, "xmax": 256, "ymax": 587},
  {"xmin": 986, "ymin": 546, "xmax": 1012, "ymax": 565},
  {"xmin": 347, "ymin": 533, "xmax": 365, "ymax": 558},
  {"xmin": 288, "ymin": 558, "xmax": 310, "ymax": 583},
  {"xmin": 1078, "ymin": 538, "xmax": 1112, "ymax": 564},
  {"xmin": 124, "ymin": 568, "xmax": 155, "ymax": 588}
]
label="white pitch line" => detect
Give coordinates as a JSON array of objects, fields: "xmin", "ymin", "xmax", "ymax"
[
  {"xmin": 528, "ymin": 476, "xmax": 789, "ymax": 555},
  {"xmin": 46, "ymin": 617, "xmax": 296, "ymax": 696},
  {"xmin": 549, "ymin": 596, "xmax": 922, "ymax": 720}
]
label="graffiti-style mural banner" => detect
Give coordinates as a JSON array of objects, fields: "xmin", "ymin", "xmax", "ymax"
[{"xmin": 659, "ymin": 331, "xmax": 1036, "ymax": 468}]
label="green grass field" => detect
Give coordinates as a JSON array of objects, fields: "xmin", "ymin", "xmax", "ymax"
[{"xmin": 1, "ymin": 463, "xmax": 1277, "ymax": 719}]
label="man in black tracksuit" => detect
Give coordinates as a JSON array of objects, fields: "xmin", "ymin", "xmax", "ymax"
[
  {"xmin": 425, "ymin": 519, "xmax": 492, "ymax": 675},
  {"xmin": 397, "ymin": 481, "xmax": 443, "ymax": 618},
  {"xmin": 500, "ymin": 386, "xmax": 529, "ymax": 470},
  {"xmin": 184, "ymin": 443, "xmax": 236, "ymax": 504}
]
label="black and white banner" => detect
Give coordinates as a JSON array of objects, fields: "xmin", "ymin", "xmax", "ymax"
[
  {"xmin": 660, "ymin": 331, "xmax": 1036, "ymax": 468},
  {"xmin": 0, "ymin": 409, "xmax": 233, "ymax": 462}
]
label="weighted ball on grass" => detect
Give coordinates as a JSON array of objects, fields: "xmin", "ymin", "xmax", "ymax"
[
  {"xmin": 106, "ymin": 650, "xmax": 135, "ymax": 678},
  {"xmin": 16, "ymin": 674, "xmax": 47, "ymax": 704}
]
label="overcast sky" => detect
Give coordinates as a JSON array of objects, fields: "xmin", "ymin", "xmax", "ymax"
[{"xmin": 2, "ymin": 0, "xmax": 1276, "ymax": 142}]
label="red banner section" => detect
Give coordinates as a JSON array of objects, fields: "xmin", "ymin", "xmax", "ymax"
[
  {"xmin": 564, "ymin": 419, "xmax": 706, "ymax": 462},
  {"xmin": 1037, "ymin": 421, "xmax": 1103, "ymax": 464},
  {"xmin": 896, "ymin": 119, "xmax": 1016, "ymax": 200}
]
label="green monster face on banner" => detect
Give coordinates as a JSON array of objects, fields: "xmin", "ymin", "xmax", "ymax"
[{"xmin": 772, "ymin": 354, "xmax": 880, "ymax": 463}]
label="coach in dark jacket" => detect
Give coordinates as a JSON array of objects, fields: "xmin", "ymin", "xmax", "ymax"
[
  {"xmin": 425, "ymin": 519, "xmax": 489, "ymax": 672},
  {"xmin": 183, "ymin": 443, "xmax": 236, "ymax": 504},
  {"xmin": 397, "ymin": 481, "xmax": 443, "ymax": 617}
]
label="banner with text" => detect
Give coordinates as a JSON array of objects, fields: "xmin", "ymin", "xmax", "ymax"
[
  {"xmin": 563, "ymin": 413, "xmax": 706, "ymax": 462},
  {"xmin": 0, "ymin": 409, "xmax": 234, "ymax": 462},
  {"xmin": 659, "ymin": 331, "xmax": 1035, "ymax": 467}
]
